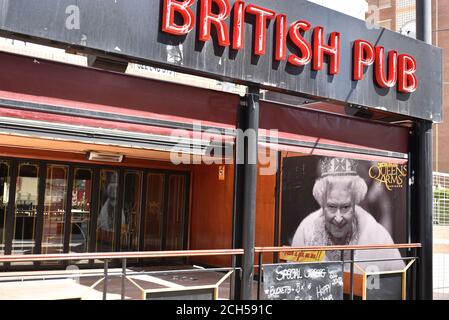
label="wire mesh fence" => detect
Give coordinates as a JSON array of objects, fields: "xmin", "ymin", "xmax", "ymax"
[
  {"xmin": 434, "ymin": 172, "xmax": 449, "ymax": 226},
  {"xmin": 433, "ymin": 172, "xmax": 449, "ymax": 300}
]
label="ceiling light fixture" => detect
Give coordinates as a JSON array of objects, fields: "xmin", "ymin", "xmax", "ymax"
[{"xmin": 87, "ymin": 151, "xmax": 124, "ymax": 163}]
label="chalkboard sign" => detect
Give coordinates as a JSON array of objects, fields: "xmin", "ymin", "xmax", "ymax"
[
  {"xmin": 263, "ymin": 263, "xmax": 343, "ymax": 300},
  {"xmin": 365, "ymin": 273, "xmax": 404, "ymax": 300}
]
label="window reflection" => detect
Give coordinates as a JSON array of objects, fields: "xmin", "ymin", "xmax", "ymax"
[
  {"xmin": 13, "ymin": 163, "xmax": 39, "ymax": 256},
  {"xmin": 165, "ymin": 175, "xmax": 186, "ymax": 250},
  {"xmin": 0, "ymin": 161, "xmax": 10, "ymax": 256},
  {"xmin": 97, "ymin": 170, "xmax": 119, "ymax": 252},
  {"xmin": 0, "ymin": 158, "xmax": 190, "ymax": 266},
  {"xmin": 70, "ymin": 168, "xmax": 92, "ymax": 254},
  {"xmin": 42, "ymin": 165, "xmax": 68, "ymax": 257},
  {"xmin": 144, "ymin": 173, "xmax": 165, "ymax": 251},
  {"xmin": 121, "ymin": 172, "xmax": 142, "ymax": 251}
]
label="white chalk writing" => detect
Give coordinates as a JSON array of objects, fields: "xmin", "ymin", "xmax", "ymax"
[
  {"xmin": 316, "ymin": 284, "xmax": 332, "ymax": 298},
  {"xmin": 304, "ymin": 268, "xmax": 326, "ymax": 279},
  {"xmin": 275, "ymin": 266, "xmax": 303, "ymax": 281}
]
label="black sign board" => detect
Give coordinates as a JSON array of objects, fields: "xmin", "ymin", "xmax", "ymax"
[
  {"xmin": 0, "ymin": 0, "xmax": 442, "ymax": 122},
  {"xmin": 263, "ymin": 262, "xmax": 343, "ymax": 300}
]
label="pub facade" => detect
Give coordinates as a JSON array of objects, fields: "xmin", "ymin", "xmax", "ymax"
[{"xmin": 0, "ymin": 0, "xmax": 442, "ymax": 299}]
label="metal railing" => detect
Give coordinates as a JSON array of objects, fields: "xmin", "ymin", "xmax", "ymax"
[
  {"xmin": 0, "ymin": 244, "xmax": 421, "ymax": 300},
  {"xmin": 255, "ymin": 243, "xmax": 421, "ymax": 300},
  {"xmin": 0, "ymin": 249, "xmax": 244, "ymax": 300}
]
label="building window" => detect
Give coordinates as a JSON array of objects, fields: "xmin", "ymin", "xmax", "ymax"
[
  {"xmin": 0, "ymin": 161, "xmax": 10, "ymax": 254},
  {"xmin": 13, "ymin": 163, "xmax": 39, "ymax": 257},
  {"xmin": 71, "ymin": 168, "xmax": 92, "ymax": 254},
  {"xmin": 42, "ymin": 165, "xmax": 68, "ymax": 258}
]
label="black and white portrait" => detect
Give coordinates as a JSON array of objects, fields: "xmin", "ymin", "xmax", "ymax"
[{"xmin": 281, "ymin": 156, "xmax": 408, "ymax": 272}]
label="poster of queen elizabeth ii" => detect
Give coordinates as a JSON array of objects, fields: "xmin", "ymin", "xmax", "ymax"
[{"xmin": 282, "ymin": 156, "xmax": 408, "ymax": 272}]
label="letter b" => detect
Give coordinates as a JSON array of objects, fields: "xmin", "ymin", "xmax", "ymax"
[
  {"xmin": 398, "ymin": 54, "xmax": 418, "ymax": 93},
  {"xmin": 162, "ymin": 0, "xmax": 195, "ymax": 35}
]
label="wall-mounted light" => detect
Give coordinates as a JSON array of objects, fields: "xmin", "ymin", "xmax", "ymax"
[
  {"xmin": 345, "ymin": 105, "xmax": 373, "ymax": 119},
  {"xmin": 87, "ymin": 55, "xmax": 128, "ymax": 73},
  {"xmin": 87, "ymin": 151, "xmax": 124, "ymax": 163},
  {"xmin": 218, "ymin": 165, "xmax": 226, "ymax": 181}
]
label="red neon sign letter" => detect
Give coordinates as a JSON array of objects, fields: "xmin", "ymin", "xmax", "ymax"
[
  {"xmin": 398, "ymin": 54, "xmax": 418, "ymax": 93},
  {"xmin": 232, "ymin": 1, "xmax": 245, "ymax": 50},
  {"xmin": 353, "ymin": 40, "xmax": 375, "ymax": 81},
  {"xmin": 288, "ymin": 20, "xmax": 312, "ymax": 66},
  {"xmin": 246, "ymin": 4, "xmax": 276, "ymax": 56},
  {"xmin": 275, "ymin": 15, "xmax": 287, "ymax": 61},
  {"xmin": 313, "ymin": 27, "xmax": 340, "ymax": 75},
  {"xmin": 374, "ymin": 47, "xmax": 398, "ymax": 88},
  {"xmin": 199, "ymin": 0, "xmax": 231, "ymax": 46},
  {"xmin": 162, "ymin": 0, "xmax": 195, "ymax": 35}
]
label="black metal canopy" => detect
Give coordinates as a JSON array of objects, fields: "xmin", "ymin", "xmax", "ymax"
[{"xmin": 0, "ymin": 0, "xmax": 443, "ymax": 122}]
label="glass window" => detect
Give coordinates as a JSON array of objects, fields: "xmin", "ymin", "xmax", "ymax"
[
  {"xmin": 97, "ymin": 170, "xmax": 118, "ymax": 252},
  {"xmin": 165, "ymin": 175, "xmax": 186, "ymax": 250},
  {"xmin": 42, "ymin": 165, "xmax": 68, "ymax": 256},
  {"xmin": 13, "ymin": 163, "xmax": 39, "ymax": 256},
  {"xmin": 144, "ymin": 173, "xmax": 165, "ymax": 251},
  {"xmin": 70, "ymin": 168, "xmax": 92, "ymax": 254},
  {"xmin": 0, "ymin": 161, "xmax": 10, "ymax": 255},
  {"xmin": 121, "ymin": 171, "xmax": 142, "ymax": 251}
]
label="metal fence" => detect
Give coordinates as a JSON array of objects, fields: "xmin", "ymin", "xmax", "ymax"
[
  {"xmin": 0, "ymin": 244, "xmax": 420, "ymax": 300},
  {"xmin": 434, "ymin": 172, "xmax": 449, "ymax": 226},
  {"xmin": 433, "ymin": 172, "xmax": 449, "ymax": 300},
  {"xmin": 255, "ymin": 244, "xmax": 419, "ymax": 300}
]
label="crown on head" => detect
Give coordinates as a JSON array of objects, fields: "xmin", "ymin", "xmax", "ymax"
[{"xmin": 320, "ymin": 157, "xmax": 358, "ymax": 177}]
